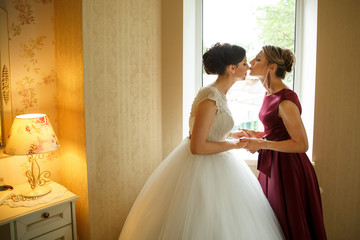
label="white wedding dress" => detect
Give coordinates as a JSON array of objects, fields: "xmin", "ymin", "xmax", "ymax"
[{"xmin": 119, "ymin": 86, "xmax": 284, "ymax": 240}]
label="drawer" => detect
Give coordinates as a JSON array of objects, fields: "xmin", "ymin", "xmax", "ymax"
[
  {"xmin": 33, "ymin": 224, "xmax": 73, "ymax": 240},
  {"xmin": 15, "ymin": 202, "xmax": 73, "ymax": 240}
]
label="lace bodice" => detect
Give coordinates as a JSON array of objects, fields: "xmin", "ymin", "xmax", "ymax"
[{"xmin": 189, "ymin": 86, "xmax": 234, "ymax": 142}]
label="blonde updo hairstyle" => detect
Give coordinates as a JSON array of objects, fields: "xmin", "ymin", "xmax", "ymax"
[{"xmin": 262, "ymin": 45, "xmax": 295, "ymax": 79}]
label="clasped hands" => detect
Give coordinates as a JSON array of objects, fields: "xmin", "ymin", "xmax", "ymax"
[{"xmin": 231, "ymin": 129, "xmax": 264, "ymax": 154}]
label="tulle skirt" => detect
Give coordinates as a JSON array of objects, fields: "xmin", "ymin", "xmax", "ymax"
[{"xmin": 119, "ymin": 139, "xmax": 284, "ymax": 240}]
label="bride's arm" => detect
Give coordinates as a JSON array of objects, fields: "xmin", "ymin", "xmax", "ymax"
[{"xmin": 190, "ymin": 99, "xmax": 247, "ymax": 155}]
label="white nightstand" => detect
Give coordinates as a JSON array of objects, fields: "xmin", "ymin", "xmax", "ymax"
[{"xmin": 0, "ymin": 183, "xmax": 78, "ymax": 240}]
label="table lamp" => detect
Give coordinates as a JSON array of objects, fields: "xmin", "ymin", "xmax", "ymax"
[{"xmin": 4, "ymin": 114, "xmax": 60, "ymax": 197}]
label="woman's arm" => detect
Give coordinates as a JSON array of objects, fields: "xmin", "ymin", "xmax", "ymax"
[
  {"xmin": 190, "ymin": 99, "xmax": 247, "ymax": 155},
  {"xmin": 243, "ymin": 100, "xmax": 308, "ymax": 153}
]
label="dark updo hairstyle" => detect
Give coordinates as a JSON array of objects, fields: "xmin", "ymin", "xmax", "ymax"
[
  {"xmin": 203, "ymin": 43, "xmax": 246, "ymax": 75},
  {"xmin": 262, "ymin": 45, "xmax": 295, "ymax": 79}
]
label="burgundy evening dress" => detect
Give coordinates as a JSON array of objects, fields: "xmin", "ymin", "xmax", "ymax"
[{"xmin": 257, "ymin": 89, "xmax": 327, "ymax": 240}]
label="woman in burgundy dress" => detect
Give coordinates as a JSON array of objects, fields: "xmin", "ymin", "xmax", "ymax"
[{"xmin": 240, "ymin": 45, "xmax": 327, "ymax": 240}]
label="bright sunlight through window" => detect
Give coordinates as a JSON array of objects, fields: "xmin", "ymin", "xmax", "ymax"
[{"xmin": 202, "ymin": 0, "xmax": 296, "ymax": 132}]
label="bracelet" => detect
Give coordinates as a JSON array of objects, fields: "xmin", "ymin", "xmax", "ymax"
[
  {"xmin": 263, "ymin": 138, "xmax": 268, "ymax": 149},
  {"xmin": 227, "ymin": 132, "xmax": 232, "ymax": 139}
]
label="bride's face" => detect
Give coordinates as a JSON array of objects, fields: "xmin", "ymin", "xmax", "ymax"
[
  {"xmin": 249, "ymin": 51, "xmax": 269, "ymax": 78},
  {"xmin": 234, "ymin": 57, "xmax": 249, "ymax": 80}
]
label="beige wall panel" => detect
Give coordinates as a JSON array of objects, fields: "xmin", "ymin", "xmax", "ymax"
[
  {"xmin": 161, "ymin": 0, "xmax": 183, "ymax": 157},
  {"xmin": 314, "ymin": 0, "xmax": 360, "ymax": 239},
  {"xmin": 83, "ymin": 0, "xmax": 162, "ymax": 239},
  {"xmin": 54, "ymin": 0, "xmax": 90, "ymax": 239}
]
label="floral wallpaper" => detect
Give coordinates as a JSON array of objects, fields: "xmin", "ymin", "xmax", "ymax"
[
  {"xmin": 1, "ymin": 0, "xmax": 58, "ymax": 185},
  {"xmin": 5, "ymin": 0, "xmax": 56, "ymax": 121},
  {"xmin": 10, "ymin": 0, "xmax": 52, "ymax": 36}
]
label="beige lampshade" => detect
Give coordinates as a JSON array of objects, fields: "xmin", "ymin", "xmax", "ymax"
[{"xmin": 4, "ymin": 114, "xmax": 60, "ymax": 155}]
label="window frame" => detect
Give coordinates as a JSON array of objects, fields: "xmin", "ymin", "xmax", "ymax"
[{"xmin": 183, "ymin": 0, "xmax": 317, "ymax": 162}]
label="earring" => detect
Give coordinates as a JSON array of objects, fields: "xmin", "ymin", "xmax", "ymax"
[{"xmin": 267, "ymin": 72, "xmax": 271, "ymax": 88}]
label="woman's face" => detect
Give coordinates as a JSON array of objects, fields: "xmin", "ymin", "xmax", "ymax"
[
  {"xmin": 234, "ymin": 57, "xmax": 249, "ymax": 80},
  {"xmin": 249, "ymin": 50, "xmax": 269, "ymax": 78}
]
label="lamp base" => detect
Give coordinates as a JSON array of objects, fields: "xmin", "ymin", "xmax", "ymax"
[{"xmin": 21, "ymin": 185, "xmax": 52, "ymax": 198}]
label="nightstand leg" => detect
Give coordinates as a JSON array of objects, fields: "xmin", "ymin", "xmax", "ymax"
[
  {"xmin": 9, "ymin": 222, "xmax": 15, "ymax": 240},
  {"xmin": 71, "ymin": 200, "xmax": 78, "ymax": 240}
]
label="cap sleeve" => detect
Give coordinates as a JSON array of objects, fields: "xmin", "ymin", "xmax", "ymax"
[
  {"xmin": 193, "ymin": 87, "xmax": 225, "ymax": 113},
  {"xmin": 280, "ymin": 89, "xmax": 302, "ymax": 114}
]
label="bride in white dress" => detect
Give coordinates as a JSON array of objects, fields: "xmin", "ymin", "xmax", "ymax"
[{"xmin": 118, "ymin": 43, "xmax": 284, "ymax": 240}]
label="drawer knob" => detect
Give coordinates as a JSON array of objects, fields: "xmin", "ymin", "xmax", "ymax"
[{"xmin": 42, "ymin": 212, "xmax": 50, "ymax": 219}]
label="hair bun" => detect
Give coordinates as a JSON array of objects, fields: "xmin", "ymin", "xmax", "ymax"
[
  {"xmin": 262, "ymin": 45, "xmax": 296, "ymax": 79},
  {"xmin": 203, "ymin": 43, "xmax": 225, "ymax": 75},
  {"xmin": 203, "ymin": 43, "xmax": 246, "ymax": 75},
  {"xmin": 282, "ymin": 49, "xmax": 295, "ymax": 72}
]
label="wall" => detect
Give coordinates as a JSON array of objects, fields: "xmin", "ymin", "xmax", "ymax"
[
  {"xmin": 0, "ymin": 1, "xmax": 89, "ymax": 238},
  {"xmin": 1, "ymin": 0, "xmax": 179, "ymax": 239},
  {"xmin": 314, "ymin": 0, "xmax": 360, "ymax": 239},
  {"xmin": 54, "ymin": 0, "xmax": 89, "ymax": 239},
  {"xmin": 0, "ymin": 0, "xmax": 59, "ymax": 186},
  {"xmin": 161, "ymin": 0, "xmax": 183, "ymax": 157},
  {"xmin": 5, "ymin": 0, "xmax": 360, "ymax": 239},
  {"xmin": 82, "ymin": 0, "xmax": 163, "ymax": 239}
]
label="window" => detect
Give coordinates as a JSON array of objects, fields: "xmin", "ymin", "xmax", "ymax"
[
  {"xmin": 203, "ymin": 0, "xmax": 296, "ymax": 131},
  {"xmin": 202, "ymin": 0, "xmax": 296, "ymax": 160},
  {"xmin": 183, "ymin": 0, "xmax": 317, "ymax": 161}
]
